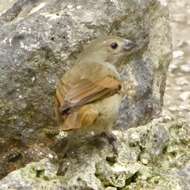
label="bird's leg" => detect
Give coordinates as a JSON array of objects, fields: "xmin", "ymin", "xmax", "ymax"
[{"xmin": 101, "ymin": 132, "xmax": 118, "ymax": 155}]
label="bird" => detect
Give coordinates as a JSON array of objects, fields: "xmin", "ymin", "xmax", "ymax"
[{"xmin": 54, "ymin": 36, "xmax": 136, "ymax": 153}]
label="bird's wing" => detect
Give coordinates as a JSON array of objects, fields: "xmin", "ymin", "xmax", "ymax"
[
  {"xmin": 55, "ymin": 76, "xmax": 121, "ymax": 130},
  {"xmin": 56, "ymin": 76, "xmax": 121, "ymax": 115}
]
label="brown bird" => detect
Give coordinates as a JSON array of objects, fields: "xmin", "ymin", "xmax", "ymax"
[{"xmin": 54, "ymin": 36, "xmax": 136, "ymax": 152}]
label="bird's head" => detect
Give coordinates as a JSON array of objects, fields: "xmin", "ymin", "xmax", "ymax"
[{"xmin": 79, "ymin": 36, "xmax": 137, "ymax": 65}]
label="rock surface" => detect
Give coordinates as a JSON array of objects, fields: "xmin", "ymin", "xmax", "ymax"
[
  {"xmin": 0, "ymin": 0, "xmax": 171, "ymax": 183},
  {"xmin": 0, "ymin": 116, "xmax": 190, "ymax": 190},
  {"xmin": 164, "ymin": 0, "xmax": 190, "ymax": 122}
]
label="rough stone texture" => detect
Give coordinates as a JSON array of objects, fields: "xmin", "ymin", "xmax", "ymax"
[
  {"xmin": 0, "ymin": 0, "xmax": 16, "ymax": 13},
  {"xmin": 0, "ymin": 116, "xmax": 190, "ymax": 190},
  {"xmin": 163, "ymin": 0, "xmax": 190, "ymax": 122},
  {"xmin": 0, "ymin": 0, "xmax": 171, "ymax": 181}
]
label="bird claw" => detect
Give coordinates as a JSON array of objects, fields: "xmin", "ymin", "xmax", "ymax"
[{"xmin": 101, "ymin": 132, "xmax": 118, "ymax": 155}]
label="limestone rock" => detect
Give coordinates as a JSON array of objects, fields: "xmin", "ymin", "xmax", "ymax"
[
  {"xmin": 0, "ymin": 0, "xmax": 171, "ymax": 182},
  {"xmin": 0, "ymin": 116, "xmax": 189, "ymax": 190},
  {"xmin": 0, "ymin": 0, "xmax": 171, "ymax": 141}
]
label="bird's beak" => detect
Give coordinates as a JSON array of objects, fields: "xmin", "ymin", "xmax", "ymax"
[{"xmin": 123, "ymin": 39, "xmax": 137, "ymax": 51}]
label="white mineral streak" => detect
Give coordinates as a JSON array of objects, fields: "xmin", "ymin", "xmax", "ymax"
[
  {"xmin": 40, "ymin": 13, "xmax": 61, "ymax": 20},
  {"xmin": 29, "ymin": 3, "xmax": 46, "ymax": 15}
]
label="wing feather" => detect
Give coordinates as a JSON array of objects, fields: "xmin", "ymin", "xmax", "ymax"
[
  {"xmin": 58, "ymin": 77, "xmax": 121, "ymax": 114},
  {"xmin": 55, "ymin": 76, "xmax": 121, "ymax": 130}
]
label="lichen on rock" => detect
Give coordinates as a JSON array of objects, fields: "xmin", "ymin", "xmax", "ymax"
[{"xmin": 0, "ymin": 116, "xmax": 190, "ymax": 190}]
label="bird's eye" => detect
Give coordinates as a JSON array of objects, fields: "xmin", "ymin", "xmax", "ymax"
[{"xmin": 110, "ymin": 42, "xmax": 118, "ymax": 49}]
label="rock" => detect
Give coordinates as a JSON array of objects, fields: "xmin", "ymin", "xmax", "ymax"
[
  {"xmin": 169, "ymin": 106, "xmax": 178, "ymax": 112},
  {"xmin": 0, "ymin": 0, "xmax": 171, "ymax": 179},
  {"xmin": 0, "ymin": 0, "xmax": 16, "ymax": 13},
  {"xmin": 0, "ymin": 117, "xmax": 189, "ymax": 190},
  {"xmin": 176, "ymin": 163, "xmax": 190, "ymax": 190},
  {"xmin": 95, "ymin": 162, "xmax": 141, "ymax": 188},
  {"xmin": 0, "ymin": 158, "xmax": 60, "ymax": 190},
  {"xmin": 105, "ymin": 187, "xmax": 117, "ymax": 190},
  {"xmin": 180, "ymin": 64, "xmax": 190, "ymax": 73},
  {"xmin": 176, "ymin": 77, "xmax": 189, "ymax": 86},
  {"xmin": 179, "ymin": 104, "xmax": 190, "ymax": 111},
  {"xmin": 172, "ymin": 50, "xmax": 184, "ymax": 59}
]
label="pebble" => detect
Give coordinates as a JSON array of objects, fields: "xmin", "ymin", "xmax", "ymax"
[
  {"xmin": 130, "ymin": 132, "xmax": 140, "ymax": 141},
  {"xmin": 173, "ymin": 50, "xmax": 184, "ymax": 59},
  {"xmin": 168, "ymin": 106, "xmax": 178, "ymax": 112},
  {"xmin": 169, "ymin": 62, "xmax": 178, "ymax": 72},
  {"xmin": 176, "ymin": 77, "xmax": 189, "ymax": 85},
  {"xmin": 174, "ymin": 86, "xmax": 182, "ymax": 91},
  {"xmin": 141, "ymin": 158, "xmax": 149, "ymax": 165},
  {"xmin": 76, "ymin": 5, "xmax": 82, "ymax": 9},
  {"xmin": 179, "ymin": 105, "xmax": 190, "ymax": 111},
  {"xmin": 180, "ymin": 64, "xmax": 190, "ymax": 72},
  {"xmin": 173, "ymin": 14, "xmax": 186, "ymax": 22},
  {"xmin": 67, "ymin": 4, "xmax": 73, "ymax": 9},
  {"xmin": 105, "ymin": 187, "xmax": 117, "ymax": 190},
  {"xmin": 179, "ymin": 92, "xmax": 190, "ymax": 101},
  {"xmin": 164, "ymin": 0, "xmax": 190, "ymax": 121},
  {"xmin": 158, "ymin": 0, "xmax": 168, "ymax": 6}
]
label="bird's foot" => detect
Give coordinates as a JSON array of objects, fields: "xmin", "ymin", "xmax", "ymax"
[{"xmin": 101, "ymin": 132, "xmax": 118, "ymax": 155}]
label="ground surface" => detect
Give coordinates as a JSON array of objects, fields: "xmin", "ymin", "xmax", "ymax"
[{"xmin": 164, "ymin": 0, "xmax": 190, "ymax": 121}]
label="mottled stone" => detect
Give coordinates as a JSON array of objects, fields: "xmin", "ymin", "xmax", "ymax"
[
  {"xmin": 0, "ymin": 0, "xmax": 16, "ymax": 13},
  {"xmin": 180, "ymin": 92, "xmax": 190, "ymax": 101},
  {"xmin": 180, "ymin": 64, "xmax": 190, "ymax": 72},
  {"xmin": 164, "ymin": 0, "xmax": 190, "ymax": 123},
  {"xmin": 172, "ymin": 50, "xmax": 184, "ymax": 59},
  {"xmin": 0, "ymin": 0, "xmax": 171, "ymax": 182},
  {"xmin": 0, "ymin": 0, "xmax": 171, "ymax": 143},
  {"xmin": 0, "ymin": 117, "xmax": 189, "ymax": 190}
]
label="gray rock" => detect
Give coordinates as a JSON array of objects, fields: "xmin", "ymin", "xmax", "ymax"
[
  {"xmin": 0, "ymin": 0, "xmax": 16, "ymax": 13},
  {"xmin": 180, "ymin": 64, "xmax": 190, "ymax": 73},
  {"xmin": 176, "ymin": 163, "xmax": 190, "ymax": 190},
  {"xmin": 179, "ymin": 92, "xmax": 190, "ymax": 101},
  {"xmin": 0, "ymin": 0, "xmax": 171, "ymax": 146},
  {"xmin": 0, "ymin": 0, "xmax": 171, "ymax": 182},
  {"xmin": 0, "ymin": 116, "xmax": 189, "ymax": 190}
]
